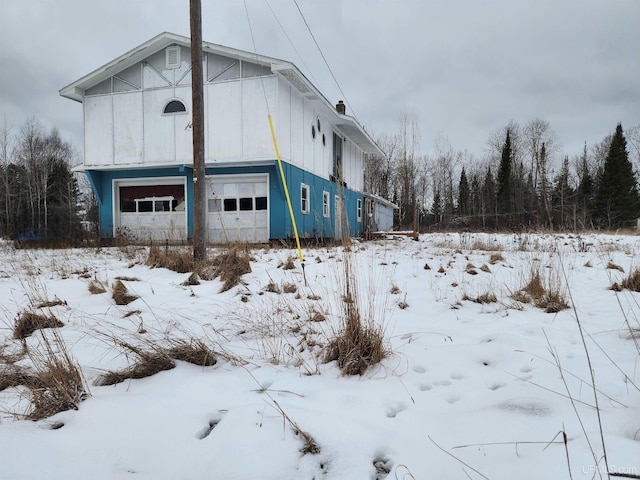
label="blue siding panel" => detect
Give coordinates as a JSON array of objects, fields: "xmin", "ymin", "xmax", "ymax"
[{"xmin": 86, "ymin": 160, "xmax": 363, "ymax": 240}]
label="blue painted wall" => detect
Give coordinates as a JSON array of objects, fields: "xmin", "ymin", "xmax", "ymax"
[{"xmin": 85, "ymin": 161, "xmax": 363, "ymax": 240}]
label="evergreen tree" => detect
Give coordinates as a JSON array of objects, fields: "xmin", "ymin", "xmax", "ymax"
[
  {"xmin": 593, "ymin": 124, "xmax": 640, "ymax": 229},
  {"xmin": 482, "ymin": 167, "xmax": 497, "ymax": 228},
  {"xmin": 496, "ymin": 130, "xmax": 512, "ymax": 218},
  {"xmin": 577, "ymin": 143, "xmax": 594, "ymax": 228},
  {"xmin": 552, "ymin": 156, "xmax": 575, "ymax": 229},
  {"xmin": 457, "ymin": 167, "xmax": 471, "ymax": 220}
]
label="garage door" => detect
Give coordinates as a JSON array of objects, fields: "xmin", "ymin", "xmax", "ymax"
[
  {"xmin": 206, "ymin": 174, "xmax": 269, "ymax": 243},
  {"xmin": 116, "ymin": 181, "xmax": 187, "ymax": 242}
]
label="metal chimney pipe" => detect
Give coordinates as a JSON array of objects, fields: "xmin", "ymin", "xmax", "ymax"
[{"xmin": 336, "ymin": 100, "xmax": 346, "ymax": 115}]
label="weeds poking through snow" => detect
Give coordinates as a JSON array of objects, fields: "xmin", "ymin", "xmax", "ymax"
[
  {"xmin": 620, "ymin": 267, "xmax": 640, "ymax": 292},
  {"xmin": 111, "ymin": 280, "xmax": 138, "ymax": 306},
  {"xmin": 26, "ymin": 330, "xmax": 89, "ymax": 420},
  {"xmin": 88, "ymin": 280, "xmax": 106, "ymax": 294},
  {"xmin": 606, "ymin": 261, "xmax": 624, "ymax": 272},
  {"xmin": 147, "ymin": 244, "xmax": 193, "ymax": 273},
  {"xmin": 164, "ymin": 338, "xmax": 217, "ymax": 367},
  {"xmin": 514, "ymin": 268, "xmax": 569, "ymax": 313},
  {"xmin": 95, "ymin": 341, "xmax": 175, "ymax": 386},
  {"xmin": 14, "ymin": 311, "xmax": 64, "ymax": 339},
  {"xmin": 181, "ymin": 272, "xmax": 200, "ymax": 286},
  {"xmin": 489, "ymin": 252, "xmax": 505, "ymax": 265},
  {"xmin": 325, "ymin": 248, "xmax": 388, "ymax": 376},
  {"xmin": 199, "ymin": 247, "xmax": 252, "ymax": 292},
  {"xmin": 36, "ymin": 298, "xmax": 66, "ymax": 308}
]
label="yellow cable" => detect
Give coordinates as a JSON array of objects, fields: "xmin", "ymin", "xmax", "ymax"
[{"xmin": 268, "ymin": 115, "xmax": 304, "ymax": 263}]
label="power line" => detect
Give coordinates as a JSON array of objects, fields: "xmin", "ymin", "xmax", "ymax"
[{"xmin": 291, "ymin": 0, "xmax": 356, "ymax": 118}]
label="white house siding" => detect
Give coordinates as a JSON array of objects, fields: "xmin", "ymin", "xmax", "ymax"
[
  {"xmin": 114, "ymin": 92, "xmax": 143, "ymax": 164},
  {"xmin": 241, "ymin": 77, "xmax": 275, "ymax": 159},
  {"xmin": 84, "ymin": 96, "xmax": 113, "ymax": 166},
  {"xmin": 206, "ymin": 81, "xmax": 242, "ymax": 159}
]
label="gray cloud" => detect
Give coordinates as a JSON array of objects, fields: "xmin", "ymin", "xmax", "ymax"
[{"xmin": 1, "ymin": 0, "xmax": 638, "ymax": 163}]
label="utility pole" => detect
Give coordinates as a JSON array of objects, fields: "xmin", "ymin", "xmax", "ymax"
[{"xmin": 190, "ymin": 0, "xmax": 206, "ymax": 261}]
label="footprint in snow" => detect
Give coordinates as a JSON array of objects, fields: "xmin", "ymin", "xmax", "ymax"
[
  {"xmin": 197, "ymin": 409, "xmax": 228, "ymax": 439},
  {"xmin": 412, "ymin": 365, "xmax": 427, "ymax": 374},
  {"xmin": 433, "ymin": 379, "xmax": 452, "ymax": 387},
  {"xmin": 386, "ymin": 402, "xmax": 406, "ymax": 418}
]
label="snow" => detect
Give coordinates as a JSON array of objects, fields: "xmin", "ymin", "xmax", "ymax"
[{"xmin": 0, "ymin": 233, "xmax": 639, "ymax": 479}]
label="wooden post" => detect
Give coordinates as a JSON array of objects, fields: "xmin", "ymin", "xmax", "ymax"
[{"xmin": 190, "ymin": 0, "xmax": 206, "ymax": 261}]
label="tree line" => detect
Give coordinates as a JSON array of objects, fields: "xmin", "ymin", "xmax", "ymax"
[
  {"xmin": 0, "ymin": 118, "xmax": 84, "ymax": 242},
  {"xmin": 365, "ymin": 117, "xmax": 640, "ymax": 231}
]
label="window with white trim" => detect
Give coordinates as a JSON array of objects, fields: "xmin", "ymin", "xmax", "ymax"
[
  {"xmin": 323, "ymin": 191, "xmax": 330, "ymax": 218},
  {"xmin": 357, "ymin": 198, "xmax": 363, "ymax": 222},
  {"xmin": 301, "ymin": 183, "xmax": 310, "ymax": 214}
]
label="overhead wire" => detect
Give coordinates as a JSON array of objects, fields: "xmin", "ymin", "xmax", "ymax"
[
  {"xmin": 291, "ymin": 0, "xmax": 356, "ymax": 119},
  {"xmin": 242, "ymin": 0, "xmax": 305, "ymax": 273}
]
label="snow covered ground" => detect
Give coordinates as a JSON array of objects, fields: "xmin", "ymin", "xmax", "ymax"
[{"xmin": 0, "ymin": 232, "xmax": 638, "ymax": 480}]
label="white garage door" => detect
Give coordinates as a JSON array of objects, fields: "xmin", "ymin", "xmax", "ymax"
[
  {"xmin": 115, "ymin": 180, "xmax": 187, "ymax": 242},
  {"xmin": 206, "ymin": 174, "xmax": 269, "ymax": 243}
]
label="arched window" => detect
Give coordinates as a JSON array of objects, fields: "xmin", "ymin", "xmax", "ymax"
[{"xmin": 163, "ymin": 100, "xmax": 187, "ymax": 114}]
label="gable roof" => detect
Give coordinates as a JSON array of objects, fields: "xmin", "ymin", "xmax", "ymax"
[{"xmin": 59, "ymin": 32, "xmax": 383, "ymax": 155}]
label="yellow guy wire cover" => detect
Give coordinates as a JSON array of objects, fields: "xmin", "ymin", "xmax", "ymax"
[{"xmin": 268, "ymin": 114, "xmax": 304, "ymax": 263}]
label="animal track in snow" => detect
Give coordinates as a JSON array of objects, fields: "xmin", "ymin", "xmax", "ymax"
[
  {"xmin": 386, "ymin": 402, "xmax": 407, "ymax": 418},
  {"xmin": 418, "ymin": 383, "xmax": 432, "ymax": 391},
  {"xmin": 450, "ymin": 372, "xmax": 464, "ymax": 380},
  {"xmin": 412, "ymin": 365, "xmax": 427, "ymax": 374},
  {"xmin": 488, "ymin": 382, "xmax": 505, "ymax": 391},
  {"xmin": 446, "ymin": 394, "xmax": 461, "ymax": 404},
  {"xmin": 197, "ymin": 409, "xmax": 228, "ymax": 439},
  {"xmin": 433, "ymin": 379, "xmax": 452, "ymax": 387}
]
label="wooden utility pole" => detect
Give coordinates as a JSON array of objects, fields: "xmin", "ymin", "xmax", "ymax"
[{"xmin": 190, "ymin": 0, "xmax": 206, "ymax": 261}]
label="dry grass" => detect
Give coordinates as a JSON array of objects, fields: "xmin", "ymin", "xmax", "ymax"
[
  {"xmin": 462, "ymin": 292, "xmax": 498, "ymax": 304},
  {"xmin": 325, "ymin": 252, "xmax": 388, "ymax": 376},
  {"xmin": 606, "ymin": 261, "xmax": 624, "ymax": 272},
  {"xmin": 95, "ymin": 342, "xmax": 175, "ymax": 386},
  {"xmin": 199, "ymin": 247, "xmax": 252, "ymax": 292},
  {"xmin": 111, "ymin": 280, "xmax": 138, "ymax": 306},
  {"xmin": 489, "ymin": 252, "xmax": 505, "ymax": 265},
  {"xmin": 13, "ymin": 312, "xmax": 64, "ymax": 339},
  {"xmin": 114, "ymin": 275, "xmax": 140, "ymax": 282},
  {"xmin": 515, "ymin": 268, "xmax": 569, "ymax": 313},
  {"xmin": 147, "ymin": 244, "xmax": 193, "ymax": 273},
  {"xmin": 0, "ymin": 364, "xmax": 36, "ymax": 392},
  {"xmin": 479, "ymin": 264, "xmax": 491, "ymax": 273},
  {"xmin": 88, "ymin": 280, "xmax": 106, "ymax": 294},
  {"xmin": 26, "ymin": 331, "xmax": 88, "ymax": 420},
  {"xmin": 95, "ymin": 336, "xmax": 217, "ymax": 386},
  {"xmin": 283, "ymin": 283, "xmax": 298, "ymax": 294},
  {"xmin": 620, "ymin": 267, "xmax": 640, "ymax": 292},
  {"xmin": 164, "ymin": 338, "xmax": 217, "ymax": 367},
  {"xmin": 465, "ymin": 263, "xmax": 478, "ymax": 275},
  {"xmin": 280, "ymin": 256, "xmax": 296, "ymax": 270},
  {"xmin": 264, "ymin": 281, "xmax": 281, "ymax": 294},
  {"xmin": 181, "ymin": 272, "xmax": 200, "ymax": 286},
  {"xmin": 36, "ymin": 299, "xmax": 66, "ymax": 308}
]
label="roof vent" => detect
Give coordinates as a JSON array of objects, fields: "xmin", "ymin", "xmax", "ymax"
[
  {"xmin": 336, "ymin": 100, "xmax": 346, "ymax": 115},
  {"xmin": 166, "ymin": 46, "xmax": 181, "ymax": 69}
]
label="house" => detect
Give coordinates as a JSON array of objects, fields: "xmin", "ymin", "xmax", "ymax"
[
  {"xmin": 60, "ymin": 32, "xmax": 383, "ymax": 244},
  {"xmin": 363, "ymin": 193, "xmax": 399, "ymax": 237}
]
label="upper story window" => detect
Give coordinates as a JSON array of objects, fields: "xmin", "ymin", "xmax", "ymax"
[{"xmin": 163, "ymin": 99, "xmax": 187, "ymax": 114}]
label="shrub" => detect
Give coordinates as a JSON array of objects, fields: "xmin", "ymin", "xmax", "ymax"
[{"xmin": 14, "ymin": 312, "xmax": 64, "ymax": 340}]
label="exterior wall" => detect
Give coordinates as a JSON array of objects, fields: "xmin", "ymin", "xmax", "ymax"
[{"xmin": 84, "ymin": 161, "xmax": 363, "ymax": 241}]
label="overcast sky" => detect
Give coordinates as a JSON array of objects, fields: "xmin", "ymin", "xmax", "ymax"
[{"xmin": 1, "ymin": 0, "xmax": 638, "ymax": 164}]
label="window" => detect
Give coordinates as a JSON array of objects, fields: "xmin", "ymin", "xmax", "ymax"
[
  {"xmin": 357, "ymin": 198, "xmax": 363, "ymax": 222},
  {"xmin": 119, "ymin": 185, "xmax": 185, "ymax": 213},
  {"xmin": 301, "ymin": 184, "xmax": 310, "ymax": 214},
  {"xmin": 164, "ymin": 100, "xmax": 187, "ymax": 114},
  {"xmin": 311, "ymin": 125, "xmax": 316, "ymax": 140},
  {"xmin": 333, "ymin": 132, "xmax": 343, "ymax": 180},
  {"xmin": 323, "ymin": 191, "xmax": 330, "ymax": 218}
]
